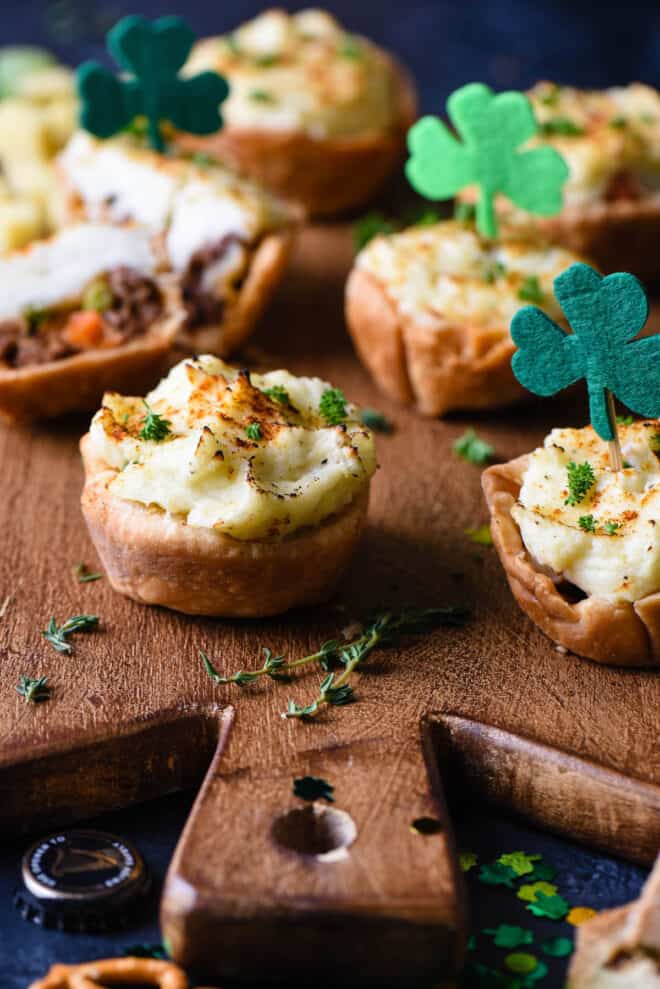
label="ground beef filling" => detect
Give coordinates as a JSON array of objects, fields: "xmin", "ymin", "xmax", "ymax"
[
  {"xmin": 181, "ymin": 234, "xmax": 247, "ymax": 330},
  {"xmin": 0, "ymin": 266, "xmax": 163, "ymax": 369}
]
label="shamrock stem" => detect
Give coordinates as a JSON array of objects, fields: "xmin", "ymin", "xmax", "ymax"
[
  {"xmin": 477, "ymin": 188, "xmax": 498, "ymax": 239},
  {"xmin": 606, "ymin": 391, "xmax": 623, "ymax": 472},
  {"xmin": 147, "ymin": 114, "xmax": 165, "ymax": 153}
]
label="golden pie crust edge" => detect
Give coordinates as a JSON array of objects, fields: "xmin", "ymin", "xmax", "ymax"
[
  {"xmin": 345, "ymin": 267, "xmax": 527, "ymax": 417},
  {"xmin": 80, "ymin": 432, "xmax": 370, "ymax": 617},
  {"xmin": 482, "ymin": 454, "xmax": 660, "ymax": 668}
]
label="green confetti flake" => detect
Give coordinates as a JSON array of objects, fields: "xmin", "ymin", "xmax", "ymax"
[
  {"xmin": 525, "ymin": 892, "xmax": 569, "ymax": 920},
  {"xmin": 467, "ymin": 934, "xmax": 477, "ymax": 952},
  {"xmin": 460, "ymin": 850, "xmax": 478, "ymax": 872},
  {"xmin": 359, "ymin": 408, "xmax": 394, "ymax": 433},
  {"xmin": 484, "ymin": 924, "xmax": 534, "ymax": 949},
  {"xmin": 526, "ymin": 861, "xmax": 556, "ymax": 883},
  {"xmin": 478, "ymin": 862, "xmax": 518, "ymax": 887},
  {"xmin": 504, "ymin": 952, "xmax": 538, "ymax": 975},
  {"xmin": 522, "ymin": 961, "xmax": 549, "ymax": 984},
  {"xmin": 517, "ymin": 881, "xmax": 558, "ymax": 903},
  {"xmin": 497, "ymin": 852, "xmax": 541, "ymax": 877},
  {"xmin": 541, "ymin": 936, "xmax": 573, "ymax": 958},
  {"xmin": 123, "ymin": 943, "xmax": 169, "ymax": 959}
]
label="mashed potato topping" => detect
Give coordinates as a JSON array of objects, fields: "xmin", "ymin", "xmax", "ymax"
[
  {"xmin": 512, "ymin": 421, "xmax": 660, "ymax": 602},
  {"xmin": 185, "ymin": 8, "xmax": 398, "ymax": 139},
  {"xmin": 89, "ymin": 356, "xmax": 376, "ymax": 540},
  {"xmin": 357, "ymin": 220, "xmax": 580, "ymax": 330},
  {"xmin": 527, "ymin": 82, "xmax": 660, "ymax": 209},
  {"xmin": 59, "ymin": 132, "xmax": 290, "ymax": 278}
]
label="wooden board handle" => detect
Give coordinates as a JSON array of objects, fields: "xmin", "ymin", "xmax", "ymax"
[{"xmin": 161, "ymin": 725, "xmax": 466, "ymax": 986}]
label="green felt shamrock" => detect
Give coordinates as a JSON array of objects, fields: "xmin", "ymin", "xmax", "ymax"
[
  {"xmin": 460, "ymin": 850, "xmax": 479, "ymax": 872},
  {"xmin": 498, "ymin": 852, "xmax": 541, "ymax": 877},
  {"xmin": 484, "ymin": 925, "xmax": 534, "ymax": 949},
  {"xmin": 511, "ymin": 262, "xmax": 657, "ymax": 442},
  {"xmin": 406, "ymin": 82, "xmax": 568, "ymax": 238},
  {"xmin": 77, "ymin": 15, "xmax": 229, "ymax": 152}
]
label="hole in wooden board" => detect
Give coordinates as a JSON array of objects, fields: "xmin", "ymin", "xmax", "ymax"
[{"xmin": 272, "ymin": 804, "xmax": 357, "ymax": 862}]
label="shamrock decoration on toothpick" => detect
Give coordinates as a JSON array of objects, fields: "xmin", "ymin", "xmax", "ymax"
[
  {"xmin": 511, "ymin": 262, "xmax": 660, "ymax": 471},
  {"xmin": 406, "ymin": 82, "xmax": 569, "ymax": 238},
  {"xmin": 77, "ymin": 15, "xmax": 229, "ymax": 153}
]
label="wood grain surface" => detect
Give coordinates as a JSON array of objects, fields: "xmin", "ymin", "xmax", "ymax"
[{"xmin": 0, "ymin": 225, "xmax": 658, "ymax": 984}]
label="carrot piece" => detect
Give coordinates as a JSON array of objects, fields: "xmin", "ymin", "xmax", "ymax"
[{"xmin": 62, "ymin": 310, "xmax": 106, "ymax": 349}]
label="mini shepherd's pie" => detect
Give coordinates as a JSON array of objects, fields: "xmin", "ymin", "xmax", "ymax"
[
  {"xmin": 81, "ymin": 355, "xmax": 376, "ymax": 616},
  {"xmin": 346, "ymin": 220, "xmax": 584, "ymax": 416},
  {"xmin": 58, "ymin": 131, "xmax": 299, "ymax": 355},
  {"xmin": 483, "ymin": 421, "xmax": 660, "ymax": 667},
  {"xmin": 0, "ymin": 223, "xmax": 181, "ymax": 421},
  {"xmin": 179, "ymin": 8, "xmax": 417, "ymax": 215},
  {"xmin": 490, "ymin": 83, "xmax": 660, "ymax": 278}
]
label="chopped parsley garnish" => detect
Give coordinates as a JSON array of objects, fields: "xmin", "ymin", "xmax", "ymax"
[
  {"xmin": 539, "ymin": 117, "xmax": 585, "ymax": 137},
  {"xmin": 359, "ymin": 408, "xmax": 393, "ymax": 433},
  {"xmin": 604, "ymin": 521, "xmax": 621, "ymax": 535},
  {"xmin": 649, "ymin": 432, "xmax": 660, "ymax": 453},
  {"xmin": 139, "ymin": 401, "xmax": 172, "ymax": 442},
  {"xmin": 609, "ymin": 115, "xmax": 627, "ymax": 129},
  {"xmin": 484, "ymin": 260, "xmax": 507, "ymax": 284},
  {"xmin": 578, "ymin": 514, "xmax": 597, "ymax": 533},
  {"xmin": 640, "ymin": 113, "xmax": 656, "ymax": 125},
  {"xmin": 293, "ymin": 776, "xmax": 335, "ymax": 803},
  {"xmin": 319, "ymin": 388, "xmax": 348, "ymax": 425},
  {"xmin": 517, "ymin": 275, "xmax": 545, "ymax": 304},
  {"xmin": 262, "ymin": 385, "xmax": 290, "ymax": 405},
  {"xmin": 338, "ymin": 34, "xmax": 363, "ymax": 58},
  {"xmin": 454, "ymin": 201, "xmax": 477, "ymax": 223},
  {"xmin": 225, "ymin": 33, "xmax": 241, "ymax": 55},
  {"xmin": 16, "ymin": 674, "xmax": 50, "ymax": 704},
  {"xmin": 246, "ymin": 422, "xmax": 262, "ymax": 441},
  {"xmin": 565, "ymin": 460, "xmax": 596, "ymax": 506},
  {"xmin": 353, "ymin": 211, "xmax": 397, "ymax": 251},
  {"xmin": 249, "ymin": 89, "xmax": 275, "ymax": 103},
  {"xmin": 82, "ymin": 277, "xmax": 113, "ymax": 312},
  {"xmin": 616, "ymin": 414, "xmax": 634, "ymax": 425},
  {"xmin": 412, "ymin": 209, "xmax": 442, "ymax": 227},
  {"xmin": 191, "ymin": 151, "xmax": 214, "ymax": 168},
  {"xmin": 453, "ymin": 428, "xmax": 494, "ymax": 465},
  {"xmin": 43, "ymin": 614, "xmax": 99, "ymax": 654},
  {"xmin": 538, "ymin": 85, "xmax": 560, "ymax": 107},
  {"xmin": 254, "ymin": 53, "xmax": 279, "ymax": 67}
]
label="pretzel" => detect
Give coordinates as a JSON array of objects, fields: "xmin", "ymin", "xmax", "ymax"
[{"xmin": 29, "ymin": 957, "xmax": 189, "ymax": 989}]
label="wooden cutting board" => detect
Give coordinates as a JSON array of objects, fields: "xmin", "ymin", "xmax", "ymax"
[{"xmin": 1, "ymin": 225, "xmax": 658, "ymax": 986}]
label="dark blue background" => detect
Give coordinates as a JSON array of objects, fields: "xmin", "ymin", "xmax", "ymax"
[{"xmin": 0, "ymin": 2, "xmax": 656, "ymax": 986}]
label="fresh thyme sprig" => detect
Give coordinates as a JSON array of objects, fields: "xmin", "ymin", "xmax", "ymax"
[
  {"xmin": 201, "ymin": 607, "xmax": 469, "ymax": 722},
  {"xmin": 565, "ymin": 460, "xmax": 596, "ymax": 506},
  {"xmin": 16, "ymin": 674, "xmax": 50, "ymax": 704},
  {"xmin": 43, "ymin": 614, "xmax": 99, "ymax": 654},
  {"xmin": 139, "ymin": 401, "xmax": 172, "ymax": 442}
]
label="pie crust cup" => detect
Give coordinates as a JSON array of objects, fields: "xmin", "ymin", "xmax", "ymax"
[
  {"xmin": 62, "ymin": 182, "xmax": 300, "ymax": 359},
  {"xmin": 516, "ymin": 196, "xmax": 660, "ymax": 283},
  {"xmin": 0, "ymin": 283, "xmax": 182, "ymax": 423},
  {"xmin": 80, "ymin": 433, "xmax": 370, "ymax": 618},
  {"xmin": 482, "ymin": 455, "xmax": 660, "ymax": 668},
  {"xmin": 176, "ymin": 55, "xmax": 418, "ymax": 218},
  {"xmin": 345, "ymin": 267, "xmax": 527, "ymax": 417}
]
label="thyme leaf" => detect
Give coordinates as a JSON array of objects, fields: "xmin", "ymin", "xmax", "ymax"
[
  {"xmin": 565, "ymin": 460, "xmax": 596, "ymax": 506},
  {"xmin": 246, "ymin": 422, "xmax": 262, "ymax": 441},
  {"xmin": 43, "ymin": 614, "xmax": 99, "ymax": 654},
  {"xmin": 16, "ymin": 674, "xmax": 50, "ymax": 704},
  {"xmin": 319, "ymin": 388, "xmax": 348, "ymax": 426}
]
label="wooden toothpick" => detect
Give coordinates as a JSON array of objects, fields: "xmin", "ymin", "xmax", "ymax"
[{"xmin": 606, "ymin": 391, "xmax": 623, "ymax": 472}]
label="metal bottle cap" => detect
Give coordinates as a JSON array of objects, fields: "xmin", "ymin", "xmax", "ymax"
[{"xmin": 14, "ymin": 829, "xmax": 151, "ymax": 932}]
